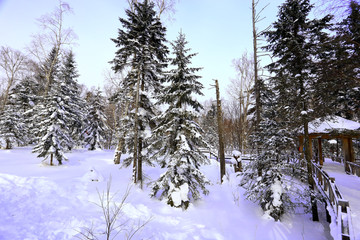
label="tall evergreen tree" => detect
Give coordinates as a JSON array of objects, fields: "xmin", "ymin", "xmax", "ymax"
[
  {"xmin": 149, "ymin": 32, "xmax": 209, "ymax": 209},
  {"xmin": 82, "ymin": 89, "xmax": 109, "ymax": 150},
  {"xmin": 333, "ymin": 1, "xmax": 360, "ymax": 120},
  {"xmin": 311, "ymin": 1, "xmax": 360, "ymax": 121},
  {"xmin": 110, "ymin": 0, "xmax": 168, "ymax": 186},
  {"xmin": 59, "ymin": 51, "xmax": 85, "ymax": 147},
  {"xmin": 11, "ymin": 77, "xmax": 41, "ymax": 144},
  {"xmin": 32, "ymin": 49, "xmax": 74, "ymax": 165},
  {"xmin": 0, "ymin": 93, "xmax": 26, "ymax": 149},
  {"xmin": 0, "ymin": 76, "xmax": 40, "ymax": 148},
  {"xmin": 245, "ymin": 0, "xmax": 332, "ymax": 221},
  {"xmin": 242, "ymin": 86, "xmax": 292, "ymax": 221}
]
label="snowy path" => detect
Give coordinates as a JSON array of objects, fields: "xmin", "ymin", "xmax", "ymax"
[{"xmin": 322, "ymin": 160, "xmax": 360, "ymax": 239}]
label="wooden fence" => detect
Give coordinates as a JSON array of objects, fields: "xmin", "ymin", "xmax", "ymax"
[
  {"xmin": 312, "ymin": 162, "xmax": 354, "ymax": 240},
  {"xmin": 345, "ymin": 161, "xmax": 360, "ymax": 177}
]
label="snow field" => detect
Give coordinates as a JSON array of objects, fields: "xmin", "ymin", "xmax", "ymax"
[{"xmin": 0, "ymin": 147, "xmax": 331, "ymax": 239}]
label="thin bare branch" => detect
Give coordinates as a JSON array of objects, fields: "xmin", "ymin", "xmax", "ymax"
[{"xmin": 0, "ymin": 46, "xmax": 27, "ymax": 110}]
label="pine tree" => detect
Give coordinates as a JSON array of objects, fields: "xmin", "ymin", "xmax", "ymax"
[
  {"xmin": 0, "ymin": 93, "xmax": 26, "ymax": 149},
  {"xmin": 332, "ymin": 1, "xmax": 360, "ymax": 120},
  {"xmin": 201, "ymin": 104, "xmax": 219, "ymax": 152},
  {"xmin": 10, "ymin": 77, "xmax": 41, "ymax": 144},
  {"xmin": 59, "ymin": 51, "xmax": 85, "ymax": 148},
  {"xmin": 242, "ymin": 86, "xmax": 292, "ymax": 221},
  {"xmin": 245, "ymin": 0, "xmax": 332, "ymax": 221},
  {"xmin": 111, "ymin": 0, "xmax": 168, "ymax": 186},
  {"xmin": 149, "ymin": 32, "xmax": 209, "ymax": 209},
  {"xmin": 32, "ymin": 49, "xmax": 73, "ymax": 165},
  {"xmin": 82, "ymin": 89, "xmax": 109, "ymax": 150}
]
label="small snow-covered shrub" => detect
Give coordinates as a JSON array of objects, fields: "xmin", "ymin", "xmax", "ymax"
[{"xmin": 260, "ymin": 173, "xmax": 284, "ymax": 221}]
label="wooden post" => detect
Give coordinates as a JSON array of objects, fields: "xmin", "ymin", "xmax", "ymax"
[
  {"xmin": 342, "ymin": 138, "xmax": 354, "ymax": 172},
  {"xmin": 318, "ymin": 138, "xmax": 323, "ymax": 166},
  {"xmin": 233, "ymin": 156, "xmax": 242, "ymax": 173},
  {"xmin": 299, "ymin": 135, "xmax": 304, "ymax": 158},
  {"xmin": 50, "ymin": 153, "xmax": 53, "ymax": 166},
  {"xmin": 214, "ymin": 80, "xmax": 226, "ymax": 183},
  {"xmin": 309, "ymin": 138, "xmax": 313, "ymax": 160},
  {"xmin": 336, "ymin": 139, "xmax": 340, "ymax": 162}
]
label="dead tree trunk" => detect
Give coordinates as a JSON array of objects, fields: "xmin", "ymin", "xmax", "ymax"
[
  {"xmin": 252, "ymin": 0, "xmax": 267, "ymax": 129},
  {"xmin": 215, "ymin": 80, "xmax": 226, "ymax": 183}
]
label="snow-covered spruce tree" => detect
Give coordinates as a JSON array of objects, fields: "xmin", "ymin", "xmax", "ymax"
[
  {"xmin": 0, "ymin": 75, "xmax": 40, "ymax": 148},
  {"xmin": 30, "ymin": 47, "xmax": 60, "ymax": 133},
  {"xmin": 241, "ymin": 86, "xmax": 293, "ymax": 221},
  {"xmin": 32, "ymin": 51, "xmax": 73, "ymax": 165},
  {"xmin": 201, "ymin": 104, "xmax": 219, "ymax": 152},
  {"xmin": 308, "ymin": 1, "xmax": 360, "ymax": 121},
  {"xmin": 59, "ymin": 51, "xmax": 85, "ymax": 148},
  {"xmin": 82, "ymin": 89, "xmax": 109, "ymax": 150},
  {"xmin": 0, "ymin": 93, "xmax": 26, "ymax": 149},
  {"xmin": 149, "ymin": 32, "xmax": 210, "ymax": 209},
  {"xmin": 244, "ymin": 0, "xmax": 333, "ymax": 221},
  {"xmin": 32, "ymin": 96, "xmax": 71, "ymax": 165},
  {"xmin": 110, "ymin": 0, "xmax": 168, "ymax": 185},
  {"xmin": 10, "ymin": 77, "xmax": 41, "ymax": 145},
  {"xmin": 332, "ymin": 1, "xmax": 360, "ymax": 120}
]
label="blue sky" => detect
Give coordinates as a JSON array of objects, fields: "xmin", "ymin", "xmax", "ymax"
[{"xmin": 0, "ymin": 0, "xmax": 284, "ymax": 101}]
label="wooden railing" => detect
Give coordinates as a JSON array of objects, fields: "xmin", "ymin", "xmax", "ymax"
[
  {"xmin": 311, "ymin": 162, "xmax": 354, "ymax": 240},
  {"xmin": 345, "ymin": 161, "xmax": 360, "ymax": 177}
]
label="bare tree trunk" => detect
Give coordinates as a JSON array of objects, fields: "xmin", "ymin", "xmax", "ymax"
[
  {"xmin": 239, "ymin": 93, "xmax": 243, "ymax": 151},
  {"xmin": 5, "ymin": 139, "xmax": 11, "ymax": 149},
  {"xmin": 252, "ymin": 0, "xmax": 261, "ymax": 129},
  {"xmin": 50, "ymin": 153, "xmax": 54, "ymax": 166},
  {"xmin": 252, "ymin": 0, "xmax": 262, "ymax": 176},
  {"xmin": 133, "ymin": 72, "xmax": 141, "ymax": 184},
  {"xmin": 215, "ymin": 80, "xmax": 226, "ymax": 183},
  {"xmin": 138, "ymin": 137, "xmax": 143, "ymax": 189},
  {"xmin": 114, "ymin": 139, "xmax": 124, "ymax": 164},
  {"xmin": 137, "ymin": 77, "xmax": 145, "ymax": 189},
  {"xmin": 114, "ymin": 98, "xmax": 132, "ymax": 164}
]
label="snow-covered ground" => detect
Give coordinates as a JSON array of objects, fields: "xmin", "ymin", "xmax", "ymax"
[
  {"xmin": 322, "ymin": 159, "xmax": 360, "ymax": 239},
  {"xmin": 0, "ymin": 147, "xmax": 331, "ymax": 240}
]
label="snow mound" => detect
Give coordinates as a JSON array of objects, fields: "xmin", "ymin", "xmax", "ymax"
[
  {"xmin": 232, "ymin": 150, "xmax": 241, "ymax": 158},
  {"xmin": 80, "ymin": 166, "xmax": 104, "ymax": 182},
  {"xmin": 170, "ymin": 183, "xmax": 189, "ymax": 207},
  {"xmin": 0, "ymin": 173, "xmax": 84, "ymax": 239}
]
